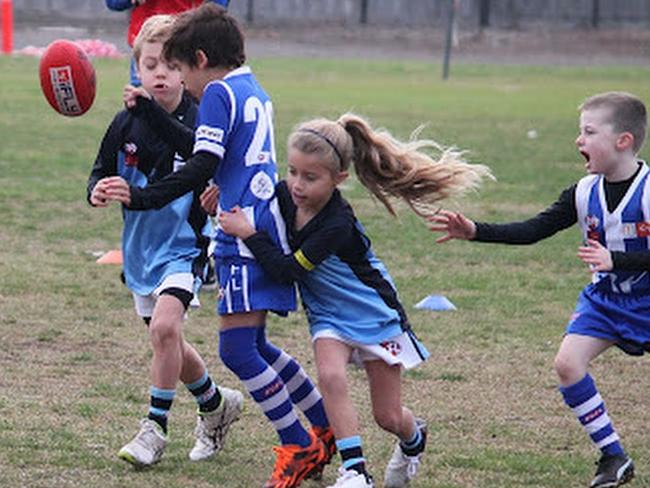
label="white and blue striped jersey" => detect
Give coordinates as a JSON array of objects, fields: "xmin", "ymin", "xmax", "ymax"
[
  {"xmin": 576, "ymin": 162, "xmax": 650, "ymax": 294},
  {"xmin": 195, "ymin": 66, "xmax": 289, "ymax": 261}
]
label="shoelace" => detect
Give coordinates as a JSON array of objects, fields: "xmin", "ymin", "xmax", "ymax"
[
  {"xmin": 334, "ymin": 467, "xmax": 361, "ymax": 484},
  {"xmin": 406, "ymin": 455, "xmax": 421, "ymax": 478}
]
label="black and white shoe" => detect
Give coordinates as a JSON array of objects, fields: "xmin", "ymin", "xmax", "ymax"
[{"xmin": 590, "ymin": 454, "xmax": 634, "ymax": 488}]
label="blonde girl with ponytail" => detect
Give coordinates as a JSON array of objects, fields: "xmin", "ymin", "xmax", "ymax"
[{"xmin": 219, "ymin": 113, "xmax": 492, "ymax": 488}]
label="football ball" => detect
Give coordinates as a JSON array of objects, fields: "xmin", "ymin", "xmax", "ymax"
[{"xmin": 39, "ymin": 39, "xmax": 96, "ymax": 116}]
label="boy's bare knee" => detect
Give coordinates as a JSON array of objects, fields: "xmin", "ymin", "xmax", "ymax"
[
  {"xmin": 554, "ymin": 352, "xmax": 583, "ymax": 385},
  {"xmin": 149, "ymin": 317, "xmax": 181, "ymax": 348}
]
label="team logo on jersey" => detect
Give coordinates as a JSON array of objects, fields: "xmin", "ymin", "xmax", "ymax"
[
  {"xmin": 380, "ymin": 340, "xmax": 402, "ymax": 357},
  {"xmin": 585, "ymin": 215, "xmax": 600, "ymax": 240},
  {"xmin": 255, "ymin": 151, "xmax": 271, "ymax": 164},
  {"xmin": 637, "ymin": 222, "xmax": 650, "ymax": 237},
  {"xmin": 250, "ymin": 171, "xmax": 274, "ymax": 200},
  {"xmin": 124, "ymin": 142, "xmax": 139, "ymax": 167}
]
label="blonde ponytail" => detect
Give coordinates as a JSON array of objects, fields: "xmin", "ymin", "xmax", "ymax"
[
  {"xmin": 338, "ymin": 113, "xmax": 493, "ymax": 218},
  {"xmin": 288, "ymin": 113, "xmax": 493, "ymax": 219}
]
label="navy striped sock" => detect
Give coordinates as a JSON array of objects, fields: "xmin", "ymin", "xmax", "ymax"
[
  {"xmin": 337, "ymin": 436, "xmax": 367, "ymax": 475},
  {"xmin": 220, "ymin": 327, "xmax": 310, "ymax": 447},
  {"xmin": 148, "ymin": 386, "xmax": 175, "ymax": 434},
  {"xmin": 256, "ymin": 326, "xmax": 328, "ymax": 428},
  {"xmin": 560, "ymin": 374, "xmax": 624, "ymax": 456},
  {"xmin": 185, "ymin": 370, "xmax": 222, "ymax": 413}
]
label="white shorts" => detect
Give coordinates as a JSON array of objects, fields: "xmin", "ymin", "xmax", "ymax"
[
  {"xmin": 132, "ymin": 273, "xmax": 201, "ymax": 318},
  {"xmin": 312, "ymin": 329, "xmax": 428, "ymax": 370}
]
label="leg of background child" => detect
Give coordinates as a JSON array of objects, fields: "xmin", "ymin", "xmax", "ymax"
[
  {"xmin": 117, "ymin": 294, "xmax": 185, "ymax": 466},
  {"xmin": 555, "ymin": 334, "xmax": 634, "ymax": 488},
  {"xmin": 314, "ymin": 338, "xmax": 373, "ymax": 487},
  {"xmin": 365, "ymin": 360, "xmax": 426, "ymax": 488},
  {"xmin": 181, "ymin": 340, "xmax": 243, "ymax": 462}
]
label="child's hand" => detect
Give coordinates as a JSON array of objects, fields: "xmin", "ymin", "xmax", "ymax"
[
  {"xmin": 218, "ymin": 206, "xmax": 256, "ymax": 239},
  {"xmin": 90, "ymin": 177, "xmax": 112, "ymax": 207},
  {"xmin": 123, "ymin": 84, "xmax": 151, "ymax": 109},
  {"xmin": 428, "ymin": 209, "xmax": 477, "ymax": 243},
  {"xmin": 578, "ymin": 239, "xmax": 613, "ymax": 272},
  {"xmin": 200, "ymin": 183, "xmax": 220, "ymax": 216},
  {"xmin": 101, "ymin": 176, "xmax": 132, "ymax": 206}
]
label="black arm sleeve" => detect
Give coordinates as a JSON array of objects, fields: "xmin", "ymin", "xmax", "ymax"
[
  {"xmin": 474, "ymin": 185, "xmax": 578, "ymax": 244},
  {"xmin": 243, "ymin": 232, "xmax": 307, "ymax": 284},
  {"xmin": 612, "ymin": 251, "xmax": 650, "ymax": 272},
  {"xmin": 128, "ymin": 151, "xmax": 218, "ymax": 210},
  {"xmin": 87, "ymin": 116, "xmax": 122, "ymax": 205},
  {"xmin": 243, "ymin": 218, "xmax": 353, "ymax": 285},
  {"xmin": 131, "ymin": 97, "xmax": 194, "ymax": 159}
]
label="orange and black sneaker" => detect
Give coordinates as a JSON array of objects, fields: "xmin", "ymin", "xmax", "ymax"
[
  {"xmin": 264, "ymin": 431, "xmax": 328, "ymax": 488},
  {"xmin": 306, "ymin": 426, "xmax": 337, "ymax": 480}
]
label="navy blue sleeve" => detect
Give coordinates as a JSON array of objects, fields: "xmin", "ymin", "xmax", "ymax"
[
  {"xmin": 131, "ymin": 96, "xmax": 194, "ymax": 159},
  {"xmin": 611, "ymin": 251, "xmax": 650, "ymax": 271},
  {"xmin": 128, "ymin": 151, "xmax": 218, "ymax": 210},
  {"xmin": 87, "ymin": 115, "xmax": 123, "ymax": 205},
  {"xmin": 243, "ymin": 218, "xmax": 353, "ymax": 285},
  {"xmin": 474, "ymin": 185, "xmax": 577, "ymax": 244}
]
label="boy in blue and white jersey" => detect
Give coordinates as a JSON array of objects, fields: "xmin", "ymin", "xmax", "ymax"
[
  {"xmin": 430, "ymin": 91, "xmax": 649, "ymax": 488},
  {"xmin": 87, "ymin": 14, "xmax": 242, "ymax": 468},
  {"xmin": 101, "ymin": 5, "xmax": 333, "ymax": 487}
]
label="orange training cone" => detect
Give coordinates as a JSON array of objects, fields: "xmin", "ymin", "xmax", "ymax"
[{"xmin": 96, "ymin": 249, "xmax": 123, "ymax": 265}]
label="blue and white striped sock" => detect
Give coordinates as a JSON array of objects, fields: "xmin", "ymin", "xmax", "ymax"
[
  {"xmin": 256, "ymin": 326, "xmax": 328, "ymax": 428},
  {"xmin": 220, "ymin": 327, "xmax": 311, "ymax": 447},
  {"xmin": 560, "ymin": 374, "xmax": 624, "ymax": 456}
]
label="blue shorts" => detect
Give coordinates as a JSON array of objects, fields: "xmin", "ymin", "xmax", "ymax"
[
  {"xmin": 216, "ymin": 259, "xmax": 296, "ymax": 317},
  {"xmin": 566, "ymin": 284, "xmax": 650, "ymax": 356}
]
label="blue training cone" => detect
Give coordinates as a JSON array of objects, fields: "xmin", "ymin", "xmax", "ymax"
[{"xmin": 414, "ymin": 294, "xmax": 457, "ymax": 311}]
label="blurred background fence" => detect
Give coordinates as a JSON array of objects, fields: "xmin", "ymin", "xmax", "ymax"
[{"xmin": 14, "ymin": 0, "xmax": 650, "ymax": 29}]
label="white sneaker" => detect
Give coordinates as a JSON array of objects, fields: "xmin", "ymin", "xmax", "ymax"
[
  {"xmin": 118, "ymin": 418, "xmax": 167, "ymax": 467},
  {"xmin": 383, "ymin": 419, "xmax": 427, "ymax": 488},
  {"xmin": 327, "ymin": 466, "xmax": 374, "ymax": 488},
  {"xmin": 188, "ymin": 386, "xmax": 244, "ymax": 461}
]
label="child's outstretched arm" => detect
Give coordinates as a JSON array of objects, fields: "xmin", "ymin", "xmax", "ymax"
[{"xmin": 428, "ymin": 210, "xmax": 477, "ymax": 243}]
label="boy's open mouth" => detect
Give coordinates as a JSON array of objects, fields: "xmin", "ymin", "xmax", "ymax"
[{"xmin": 580, "ymin": 150, "xmax": 590, "ymax": 162}]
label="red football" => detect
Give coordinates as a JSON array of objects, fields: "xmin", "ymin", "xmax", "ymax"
[{"xmin": 39, "ymin": 40, "xmax": 96, "ymax": 117}]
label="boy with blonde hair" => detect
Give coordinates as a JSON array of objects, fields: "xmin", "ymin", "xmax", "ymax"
[
  {"xmin": 431, "ymin": 91, "xmax": 648, "ymax": 488},
  {"xmin": 88, "ymin": 14, "xmax": 243, "ymax": 468}
]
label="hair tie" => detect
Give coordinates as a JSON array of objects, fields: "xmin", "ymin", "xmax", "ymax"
[{"xmin": 298, "ymin": 128, "xmax": 343, "ymax": 166}]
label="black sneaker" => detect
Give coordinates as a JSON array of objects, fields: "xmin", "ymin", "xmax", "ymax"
[{"xmin": 590, "ymin": 454, "xmax": 634, "ymax": 488}]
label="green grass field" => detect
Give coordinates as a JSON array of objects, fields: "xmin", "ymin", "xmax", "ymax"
[{"xmin": 1, "ymin": 54, "xmax": 650, "ymax": 488}]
